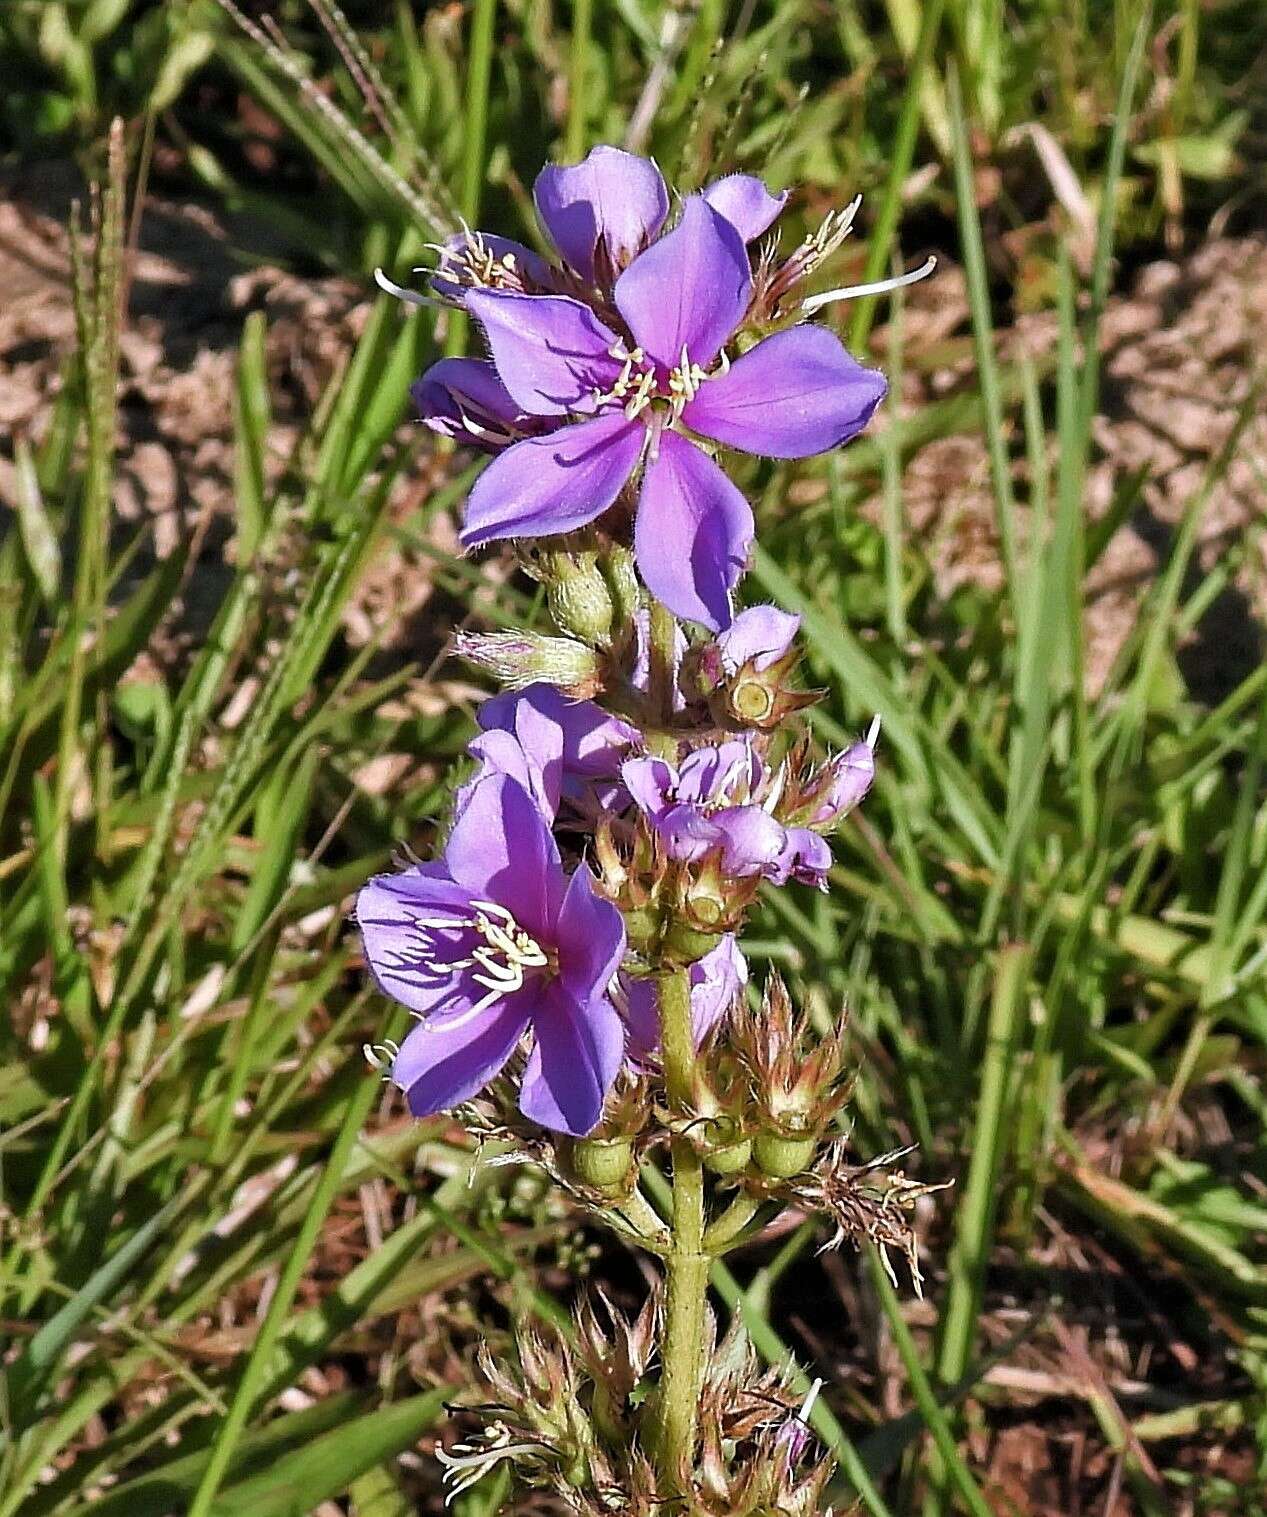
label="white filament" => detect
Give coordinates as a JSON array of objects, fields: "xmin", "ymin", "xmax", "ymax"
[
  {"xmin": 373, "ymin": 266, "xmax": 435, "ymax": 308},
  {"xmin": 799, "ymin": 255, "xmax": 938, "ymax": 315}
]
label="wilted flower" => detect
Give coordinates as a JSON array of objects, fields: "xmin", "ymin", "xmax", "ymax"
[
  {"xmin": 617, "ymin": 934, "xmax": 748, "ymax": 1067},
  {"xmin": 691, "ymin": 603, "xmax": 818, "ymax": 729},
  {"xmin": 399, "ymin": 147, "xmax": 886, "ymax": 631},
  {"xmin": 799, "ymin": 1138, "xmax": 948, "ymax": 1295},
  {"xmin": 622, "ymin": 740, "xmax": 831, "ymax": 887},
  {"xmin": 463, "ymin": 682, "xmax": 642, "ymax": 824},
  {"xmin": 716, "ymin": 605, "xmax": 801, "ymax": 673},
  {"xmin": 357, "ymin": 774, "xmax": 626, "ymax": 1135}
]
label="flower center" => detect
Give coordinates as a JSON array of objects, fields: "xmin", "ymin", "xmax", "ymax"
[
  {"xmin": 591, "ymin": 342, "xmax": 728, "ymax": 422},
  {"xmin": 438, "ymin": 228, "xmax": 526, "ymax": 293},
  {"xmin": 409, "ymin": 899, "xmax": 552, "ymax": 1017},
  {"xmin": 464, "ymin": 900, "xmax": 551, "ymax": 998}
]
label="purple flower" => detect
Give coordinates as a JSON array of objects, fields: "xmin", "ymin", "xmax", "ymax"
[
  {"xmin": 618, "ymin": 935, "xmax": 748, "ymax": 1067},
  {"xmin": 622, "ymin": 740, "xmax": 830, "ymax": 886},
  {"xmin": 409, "ymin": 148, "xmax": 887, "ymax": 631},
  {"xmin": 357, "ymin": 774, "xmax": 627, "ymax": 1136},
  {"xmin": 468, "ymin": 683, "xmax": 641, "ymax": 821},
  {"xmin": 715, "ymin": 604, "xmax": 801, "ymax": 673}
]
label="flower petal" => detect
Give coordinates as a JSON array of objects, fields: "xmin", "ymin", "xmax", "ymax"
[
  {"xmin": 618, "ymin": 975, "xmax": 661, "ymax": 1068},
  {"xmin": 460, "ymin": 725, "xmax": 559, "ymax": 820},
  {"xmin": 770, "ymin": 827, "xmax": 833, "ymax": 888},
  {"xmin": 716, "ymin": 605, "xmax": 801, "ymax": 673},
  {"xmin": 477, "ymin": 685, "xmax": 640, "ymax": 783},
  {"xmin": 391, "ymin": 997, "xmax": 531, "ymax": 1117},
  {"xmin": 555, "ymin": 862, "xmax": 626, "ymax": 1003},
  {"xmin": 461, "ymin": 414, "xmax": 644, "ymax": 549},
  {"xmin": 674, "ymin": 739, "xmax": 753, "ymax": 804},
  {"xmin": 443, "ymin": 774, "xmax": 563, "ymax": 938},
  {"xmin": 411, "ymin": 358, "xmax": 531, "ymax": 452},
  {"xmin": 614, "ymin": 197, "xmax": 751, "ymax": 370},
  {"xmin": 683, "ymin": 324, "xmax": 887, "ymax": 458},
  {"xmin": 702, "ymin": 174, "xmax": 788, "ymax": 242},
  {"xmin": 620, "ymin": 754, "xmax": 676, "ymax": 819},
  {"xmin": 619, "ymin": 935, "xmax": 747, "ymax": 1067},
  {"xmin": 465, "ymin": 290, "xmax": 623, "ymax": 417},
  {"xmin": 655, "ymin": 802, "xmax": 724, "ymax": 862},
  {"xmin": 519, "ymin": 987, "xmax": 626, "ymax": 1135},
  {"xmin": 357, "ymin": 865, "xmax": 476, "ymax": 1015},
  {"xmin": 534, "ymin": 147, "xmax": 669, "ymax": 283},
  {"xmin": 710, "ymin": 804, "xmax": 789, "ymax": 876},
  {"xmin": 689, "ymin": 935, "xmax": 747, "ymax": 1044},
  {"xmin": 634, "ymin": 431, "xmax": 753, "ymax": 630}
]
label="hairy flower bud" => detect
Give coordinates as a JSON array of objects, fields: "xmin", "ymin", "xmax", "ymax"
[
  {"xmin": 734, "ymin": 974, "xmax": 854, "ymax": 1177},
  {"xmin": 601, "ymin": 543, "xmax": 643, "ymax": 625},
  {"xmin": 567, "ymin": 1133, "xmax": 636, "ymax": 1195},
  {"xmin": 548, "ymin": 557, "xmax": 617, "ymax": 646},
  {"xmin": 452, "ymin": 628, "xmax": 601, "ymax": 693},
  {"xmin": 790, "ymin": 716, "xmax": 879, "ymax": 827}
]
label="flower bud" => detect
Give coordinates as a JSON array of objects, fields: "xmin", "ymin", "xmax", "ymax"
[
  {"xmin": 702, "ymin": 1115, "xmax": 752, "ymax": 1176},
  {"xmin": 687, "ymin": 605, "xmax": 821, "ymax": 732},
  {"xmin": 452, "ymin": 628, "xmax": 600, "ymax": 692},
  {"xmin": 800, "ymin": 717, "xmax": 878, "ymax": 826},
  {"xmin": 660, "ymin": 920, "xmax": 723, "ymax": 966},
  {"xmin": 567, "ymin": 1134, "xmax": 635, "ymax": 1195},
  {"xmin": 600, "ymin": 543, "xmax": 642, "ymax": 625},
  {"xmin": 752, "ymin": 1130, "xmax": 818, "ymax": 1179},
  {"xmin": 547, "ymin": 560, "xmax": 616, "ymax": 646},
  {"xmin": 520, "ymin": 545, "xmax": 618, "ymax": 646}
]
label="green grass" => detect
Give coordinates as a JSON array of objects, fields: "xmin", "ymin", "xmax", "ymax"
[{"xmin": 3, "ymin": 0, "xmax": 1267, "ymax": 1512}]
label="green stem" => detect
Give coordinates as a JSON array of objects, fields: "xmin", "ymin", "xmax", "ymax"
[
  {"xmin": 653, "ymin": 965, "xmax": 708, "ymax": 1487},
  {"xmin": 702, "ymin": 1193, "xmax": 762, "ymax": 1254},
  {"xmin": 565, "ymin": 0, "xmax": 592, "ymax": 161}
]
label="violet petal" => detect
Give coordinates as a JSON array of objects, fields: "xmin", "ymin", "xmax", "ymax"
[
  {"xmin": 356, "ymin": 866, "xmax": 477, "ymax": 1016},
  {"xmin": 711, "ymin": 804, "xmax": 789, "ymax": 876},
  {"xmin": 443, "ymin": 774, "xmax": 563, "ymax": 938},
  {"xmin": 534, "ymin": 147, "xmax": 670, "ymax": 283},
  {"xmin": 391, "ymin": 997, "xmax": 532, "ymax": 1117},
  {"xmin": 634, "ymin": 431, "xmax": 753, "ymax": 631},
  {"xmin": 555, "ymin": 862, "xmax": 627, "ymax": 1004},
  {"xmin": 465, "ymin": 290, "xmax": 623, "ymax": 417},
  {"xmin": 519, "ymin": 985, "xmax": 626, "ymax": 1135},
  {"xmin": 461, "ymin": 413, "xmax": 644, "ymax": 549},
  {"xmin": 614, "ymin": 196, "xmax": 751, "ymax": 370},
  {"xmin": 411, "ymin": 357, "xmax": 529, "ymax": 451},
  {"xmin": 702, "ymin": 174, "xmax": 788, "ymax": 242},
  {"xmin": 716, "ymin": 604, "xmax": 801, "ymax": 672},
  {"xmin": 683, "ymin": 324, "xmax": 887, "ymax": 458}
]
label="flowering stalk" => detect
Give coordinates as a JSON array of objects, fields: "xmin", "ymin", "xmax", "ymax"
[{"xmin": 358, "ymin": 143, "xmax": 942, "ymax": 1513}]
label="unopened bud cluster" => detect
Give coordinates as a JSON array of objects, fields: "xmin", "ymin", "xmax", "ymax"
[{"xmin": 440, "ymin": 1288, "xmax": 835, "ymax": 1516}]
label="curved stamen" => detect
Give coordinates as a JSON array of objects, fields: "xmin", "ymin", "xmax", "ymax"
[
  {"xmin": 799, "ymin": 254, "xmax": 938, "ymax": 315},
  {"xmin": 373, "ymin": 267, "xmax": 435, "ymax": 308}
]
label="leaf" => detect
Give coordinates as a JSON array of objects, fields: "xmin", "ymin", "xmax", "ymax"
[{"xmin": 12, "ymin": 437, "xmax": 62, "ymax": 606}]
